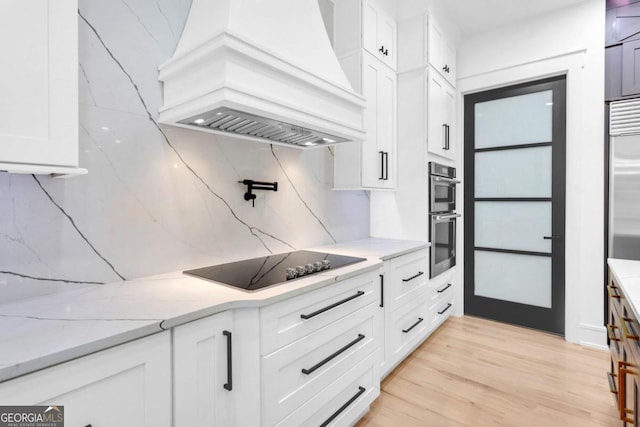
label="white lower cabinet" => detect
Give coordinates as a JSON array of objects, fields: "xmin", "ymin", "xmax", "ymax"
[
  {"xmin": 0, "ymin": 332, "xmax": 172, "ymax": 427},
  {"xmin": 380, "ymin": 248, "xmax": 431, "ymax": 376},
  {"xmin": 173, "ymin": 310, "xmax": 235, "ymax": 426},
  {"xmin": 388, "ymin": 289, "xmax": 430, "ymax": 368},
  {"xmin": 275, "ymin": 351, "xmax": 380, "ymax": 427},
  {"xmin": 261, "ymin": 270, "xmax": 382, "ymax": 426},
  {"xmin": 427, "ymin": 268, "xmax": 456, "ymax": 331},
  {"xmin": 0, "ymin": 258, "xmax": 453, "ymax": 426}
]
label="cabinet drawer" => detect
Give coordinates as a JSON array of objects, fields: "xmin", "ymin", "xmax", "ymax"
[
  {"xmin": 388, "ymin": 249, "xmax": 429, "ymax": 309},
  {"xmin": 429, "ymin": 294, "xmax": 454, "ymax": 331},
  {"xmin": 388, "ymin": 292, "xmax": 430, "ymax": 363},
  {"xmin": 429, "ymin": 273, "xmax": 455, "ymax": 307},
  {"xmin": 262, "ymin": 303, "xmax": 379, "ymax": 426},
  {"xmin": 261, "ymin": 270, "xmax": 379, "ymax": 355},
  {"xmin": 275, "ymin": 351, "xmax": 380, "ymax": 427}
]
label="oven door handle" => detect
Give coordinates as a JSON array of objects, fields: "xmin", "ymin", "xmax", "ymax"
[
  {"xmin": 433, "ymin": 176, "xmax": 461, "ymax": 184},
  {"xmin": 432, "ymin": 213, "xmax": 461, "ymax": 221}
]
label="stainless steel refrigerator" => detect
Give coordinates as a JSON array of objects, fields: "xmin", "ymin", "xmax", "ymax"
[{"xmin": 609, "ymin": 100, "xmax": 640, "ymax": 260}]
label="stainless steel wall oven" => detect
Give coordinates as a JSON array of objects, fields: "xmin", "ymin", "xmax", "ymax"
[
  {"xmin": 429, "ymin": 162, "xmax": 460, "ymax": 278},
  {"xmin": 429, "ymin": 162, "xmax": 458, "ymax": 213}
]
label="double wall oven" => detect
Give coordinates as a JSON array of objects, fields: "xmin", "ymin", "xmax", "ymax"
[{"xmin": 429, "ymin": 162, "xmax": 460, "ymax": 278}]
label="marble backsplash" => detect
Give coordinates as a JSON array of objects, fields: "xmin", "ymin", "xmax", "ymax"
[{"xmin": 0, "ymin": 0, "xmax": 369, "ymax": 303}]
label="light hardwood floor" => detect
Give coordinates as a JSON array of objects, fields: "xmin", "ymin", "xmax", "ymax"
[{"xmin": 357, "ymin": 316, "xmax": 619, "ymax": 427}]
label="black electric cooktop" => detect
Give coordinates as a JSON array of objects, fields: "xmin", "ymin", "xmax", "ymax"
[{"xmin": 184, "ymin": 250, "xmax": 366, "ymax": 292}]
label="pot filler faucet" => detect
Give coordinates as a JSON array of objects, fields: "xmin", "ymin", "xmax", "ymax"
[{"xmin": 238, "ymin": 179, "xmax": 278, "ymax": 207}]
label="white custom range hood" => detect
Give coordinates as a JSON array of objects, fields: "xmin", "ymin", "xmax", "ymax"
[{"xmin": 158, "ymin": 0, "xmax": 366, "ymax": 148}]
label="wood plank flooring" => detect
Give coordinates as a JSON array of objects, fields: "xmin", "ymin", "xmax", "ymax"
[{"xmin": 356, "ymin": 316, "xmax": 619, "ymax": 427}]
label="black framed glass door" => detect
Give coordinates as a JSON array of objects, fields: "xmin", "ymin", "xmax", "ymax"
[{"xmin": 464, "ymin": 76, "xmax": 566, "ymax": 335}]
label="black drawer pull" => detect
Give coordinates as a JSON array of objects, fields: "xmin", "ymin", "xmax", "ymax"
[
  {"xmin": 302, "ymin": 334, "xmax": 365, "ymax": 375},
  {"xmin": 438, "ymin": 303, "xmax": 452, "ymax": 315},
  {"xmin": 379, "ymin": 274, "xmax": 384, "ymax": 308},
  {"xmin": 223, "ymin": 330, "xmax": 232, "ymax": 391},
  {"xmin": 437, "ymin": 283, "xmax": 452, "ymax": 293},
  {"xmin": 402, "ymin": 317, "xmax": 423, "ymax": 333},
  {"xmin": 300, "ymin": 291, "xmax": 365, "ymax": 320},
  {"xmin": 319, "ymin": 386, "xmax": 366, "ymax": 427},
  {"xmin": 402, "ymin": 271, "xmax": 424, "ymax": 282}
]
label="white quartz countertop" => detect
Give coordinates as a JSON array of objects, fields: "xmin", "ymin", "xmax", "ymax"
[
  {"xmin": 0, "ymin": 238, "xmax": 426, "ymax": 383},
  {"xmin": 609, "ymin": 258, "xmax": 640, "ymax": 321},
  {"xmin": 313, "ymin": 237, "xmax": 429, "ymax": 260}
]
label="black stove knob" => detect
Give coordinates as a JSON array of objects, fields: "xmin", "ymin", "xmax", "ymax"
[
  {"xmin": 295, "ymin": 265, "xmax": 306, "ymax": 277},
  {"xmin": 322, "ymin": 260, "xmax": 331, "ymax": 270},
  {"xmin": 305, "ymin": 263, "xmax": 316, "ymax": 274},
  {"xmin": 285, "ymin": 268, "xmax": 297, "ymax": 280},
  {"xmin": 313, "ymin": 261, "xmax": 324, "ymax": 271}
]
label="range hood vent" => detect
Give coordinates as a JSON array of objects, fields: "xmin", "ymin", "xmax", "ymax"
[
  {"xmin": 181, "ymin": 108, "xmax": 347, "ymax": 147},
  {"xmin": 158, "ymin": 0, "xmax": 366, "ymax": 148}
]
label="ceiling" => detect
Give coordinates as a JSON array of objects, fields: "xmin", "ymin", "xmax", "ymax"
[{"xmin": 441, "ymin": 0, "xmax": 595, "ymax": 36}]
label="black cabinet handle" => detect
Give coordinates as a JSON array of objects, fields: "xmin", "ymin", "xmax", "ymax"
[
  {"xmin": 379, "ymin": 274, "xmax": 384, "ymax": 308},
  {"xmin": 379, "ymin": 151, "xmax": 389, "ymax": 180},
  {"xmin": 384, "ymin": 151, "xmax": 389, "ymax": 180},
  {"xmin": 402, "ymin": 271, "xmax": 424, "ymax": 282},
  {"xmin": 438, "ymin": 303, "xmax": 452, "ymax": 315},
  {"xmin": 223, "ymin": 330, "xmax": 232, "ymax": 391},
  {"xmin": 543, "ymin": 235, "xmax": 561, "ymax": 240},
  {"xmin": 402, "ymin": 317, "xmax": 424, "ymax": 333},
  {"xmin": 442, "ymin": 124, "xmax": 450, "ymax": 150},
  {"xmin": 446, "ymin": 124, "xmax": 450, "ymax": 150},
  {"xmin": 443, "ymin": 65, "xmax": 450, "ymax": 73},
  {"xmin": 442, "ymin": 124, "xmax": 447, "ymax": 150},
  {"xmin": 85, "ymin": 425, "xmax": 92, "ymax": 427},
  {"xmin": 301, "ymin": 334, "xmax": 365, "ymax": 375},
  {"xmin": 378, "ymin": 45, "xmax": 389, "ymax": 56},
  {"xmin": 300, "ymin": 291, "xmax": 365, "ymax": 320},
  {"xmin": 320, "ymin": 386, "xmax": 366, "ymax": 427},
  {"xmin": 437, "ymin": 283, "xmax": 452, "ymax": 293}
]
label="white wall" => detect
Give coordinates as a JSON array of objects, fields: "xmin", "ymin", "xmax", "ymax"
[{"xmin": 457, "ymin": 0, "xmax": 605, "ymax": 347}]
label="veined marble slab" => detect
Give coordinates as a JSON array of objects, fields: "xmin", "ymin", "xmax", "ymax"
[{"xmin": 0, "ymin": 0, "xmax": 370, "ymax": 303}]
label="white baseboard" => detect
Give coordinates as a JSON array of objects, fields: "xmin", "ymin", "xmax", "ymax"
[{"xmin": 578, "ymin": 322, "xmax": 607, "ymax": 350}]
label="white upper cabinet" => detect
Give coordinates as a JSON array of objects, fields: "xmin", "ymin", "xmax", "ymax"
[
  {"xmin": 362, "ymin": 2, "xmax": 397, "ymax": 70},
  {"xmin": 427, "ymin": 71, "xmax": 456, "ymax": 160},
  {"xmin": 0, "ymin": 0, "xmax": 85, "ymax": 176},
  {"xmin": 428, "ymin": 15, "xmax": 457, "ymax": 86},
  {"xmin": 335, "ymin": 0, "xmax": 397, "ymax": 71},
  {"xmin": 334, "ymin": 51, "xmax": 397, "ymax": 190},
  {"xmin": 397, "ymin": 13, "xmax": 456, "ymax": 87},
  {"xmin": 333, "ymin": 0, "xmax": 397, "ymax": 190}
]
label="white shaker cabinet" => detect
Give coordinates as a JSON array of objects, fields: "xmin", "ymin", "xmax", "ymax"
[
  {"xmin": 174, "ymin": 311, "xmax": 236, "ymax": 427},
  {"xmin": 428, "ymin": 15, "xmax": 457, "ymax": 86},
  {"xmin": 427, "ymin": 71, "xmax": 456, "ymax": 161},
  {"xmin": 334, "ymin": 0, "xmax": 397, "ymax": 71},
  {"xmin": 334, "ymin": 51, "xmax": 397, "ymax": 190},
  {"xmin": 362, "ymin": 2, "xmax": 397, "ymax": 71},
  {"xmin": 333, "ymin": 0, "xmax": 397, "ymax": 190},
  {"xmin": 0, "ymin": 332, "xmax": 172, "ymax": 427},
  {"xmin": 380, "ymin": 248, "xmax": 431, "ymax": 377},
  {"xmin": 0, "ymin": 0, "xmax": 85, "ymax": 175}
]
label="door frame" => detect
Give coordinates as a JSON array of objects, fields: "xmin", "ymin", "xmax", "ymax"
[{"xmin": 463, "ymin": 75, "xmax": 567, "ymax": 334}]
